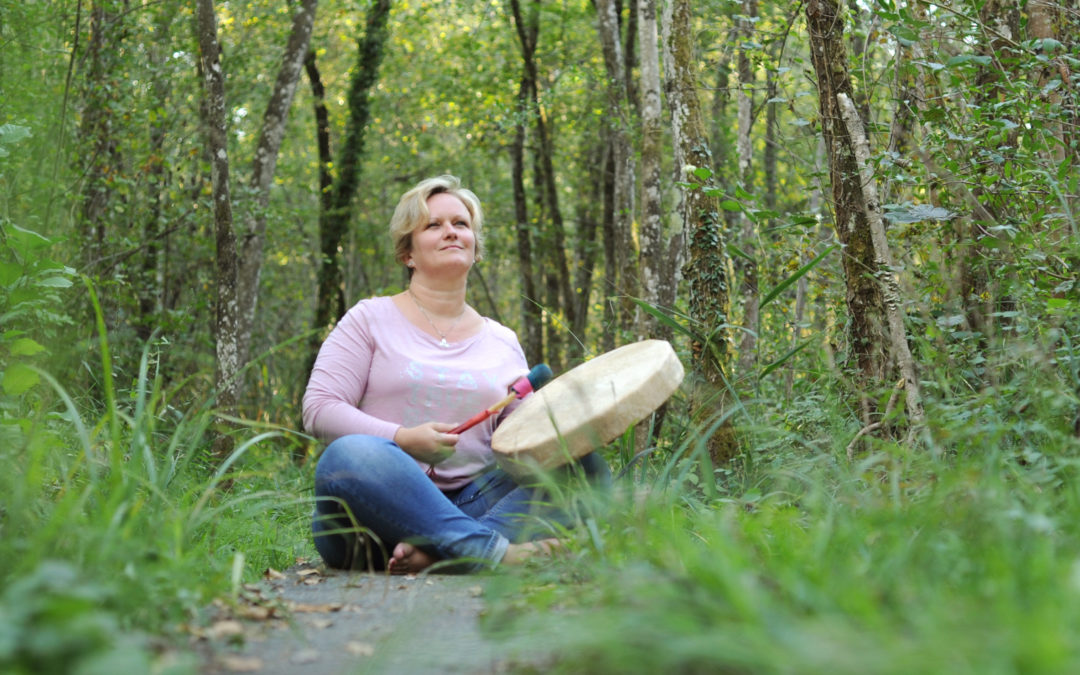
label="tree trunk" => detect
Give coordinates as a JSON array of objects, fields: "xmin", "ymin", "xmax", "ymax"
[
  {"xmin": 78, "ymin": 0, "xmax": 128, "ymax": 269},
  {"xmin": 837, "ymin": 93, "xmax": 925, "ymax": 430},
  {"xmin": 595, "ymin": 0, "xmax": 638, "ymax": 340},
  {"xmin": 806, "ymin": 0, "xmax": 890, "ymax": 386},
  {"xmin": 195, "ymin": 0, "xmax": 240, "ymax": 456},
  {"xmin": 304, "ymin": 50, "xmax": 333, "ymax": 216},
  {"xmin": 663, "ymin": 0, "xmax": 738, "ymax": 465},
  {"xmin": 511, "ymin": 75, "xmax": 543, "ymax": 365},
  {"xmin": 637, "ymin": 0, "xmax": 673, "ymax": 339},
  {"xmin": 735, "ymin": 0, "xmax": 759, "ymax": 374},
  {"xmin": 310, "ymin": 0, "xmax": 392, "ymax": 346},
  {"xmin": 235, "ymin": 0, "xmax": 318, "ymax": 369}
]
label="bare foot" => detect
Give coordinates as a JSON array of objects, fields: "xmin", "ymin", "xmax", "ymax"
[
  {"xmin": 388, "ymin": 542, "xmax": 438, "ymax": 575},
  {"xmin": 501, "ymin": 538, "xmax": 562, "ymax": 566}
]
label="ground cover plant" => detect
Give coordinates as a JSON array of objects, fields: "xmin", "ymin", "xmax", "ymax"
[{"xmin": 483, "ymin": 331, "xmax": 1080, "ymax": 674}]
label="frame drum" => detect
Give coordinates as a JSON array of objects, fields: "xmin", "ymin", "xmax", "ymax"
[{"xmin": 491, "ymin": 339, "xmax": 684, "ymax": 480}]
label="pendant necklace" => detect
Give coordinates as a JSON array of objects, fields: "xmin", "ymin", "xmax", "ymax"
[{"xmin": 408, "ymin": 288, "xmax": 466, "ymax": 348}]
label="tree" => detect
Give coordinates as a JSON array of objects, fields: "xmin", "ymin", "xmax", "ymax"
[
  {"xmin": 662, "ymin": 0, "xmax": 738, "ymax": 463},
  {"xmin": 236, "ymin": 0, "xmax": 319, "ymax": 369},
  {"xmin": 195, "ymin": 0, "xmax": 240, "ymax": 453},
  {"xmin": 307, "ymin": 0, "xmax": 393, "ymax": 360},
  {"xmin": 806, "ymin": 0, "xmax": 890, "ymax": 394}
]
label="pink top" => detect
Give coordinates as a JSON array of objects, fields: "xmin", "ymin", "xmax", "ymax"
[{"xmin": 302, "ymin": 296, "xmax": 529, "ymax": 490}]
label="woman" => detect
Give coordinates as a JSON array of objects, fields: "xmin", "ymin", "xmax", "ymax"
[{"xmin": 303, "ymin": 175, "xmax": 608, "ymax": 574}]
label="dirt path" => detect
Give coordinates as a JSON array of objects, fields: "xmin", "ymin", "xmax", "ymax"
[{"xmin": 194, "ymin": 561, "xmax": 542, "ymax": 674}]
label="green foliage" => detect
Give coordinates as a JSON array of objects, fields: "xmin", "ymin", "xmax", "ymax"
[
  {"xmin": 0, "ymin": 264, "xmax": 312, "ymax": 669},
  {"xmin": 484, "ymin": 366, "xmax": 1080, "ymax": 673}
]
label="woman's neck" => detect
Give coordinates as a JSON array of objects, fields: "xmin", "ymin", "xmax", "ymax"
[{"xmin": 408, "ymin": 276, "xmax": 467, "ymax": 318}]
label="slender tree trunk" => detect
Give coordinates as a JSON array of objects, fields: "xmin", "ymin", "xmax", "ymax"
[
  {"xmin": 195, "ymin": 0, "xmax": 240, "ymax": 456},
  {"xmin": 806, "ymin": 0, "xmax": 890, "ymax": 386},
  {"xmin": 138, "ymin": 8, "xmax": 172, "ymax": 342},
  {"xmin": 600, "ymin": 140, "xmax": 618, "ymax": 352},
  {"xmin": 79, "ymin": 0, "xmax": 127, "ymax": 269},
  {"xmin": 511, "ymin": 0, "xmax": 577, "ymax": 363},
  {"xmin": 236, "ymin": 0, "xmax": 318, "ymax": 368},
  {"xmin": 511, "ymin": 77, "xmax": 543, "ymax": 365},
  {"xmin": 304, "ymin": 50, "xmax": 333, "ymax": 215},
  {"xmin": 637, "ymin": 0, "xmax": 671, "ymax": 339},
  {"xmin": 310, "ymin": 0, "xmax": 392, "ymax": 347},
  {"xmin": 663, "ymin": 0, "xmax": 738, "ymax": 465},
  {"xmin": 735, "ymin": 0, "xmax": 759, "ymax": 374},
  {"xmin": 595, "ymin": 0, "xmax": 638, "ymax": 340},
  {"xmin": 838, "ymin": 93, "xmax": 925, "ymax": 430}
]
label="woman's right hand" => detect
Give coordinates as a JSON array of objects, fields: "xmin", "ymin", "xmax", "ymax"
[{"xmin": 393, "ymin": 422, "xmax": 459, "ymax": 465}]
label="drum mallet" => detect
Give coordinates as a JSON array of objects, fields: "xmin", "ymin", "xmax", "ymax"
[{"xmin": 449, "ymin": 364, "xmax": 553, "ymax": 434}]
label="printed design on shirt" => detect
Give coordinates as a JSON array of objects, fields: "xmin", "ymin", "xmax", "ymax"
[{"xmin": 402, "ymin": 360, "xmax": 488, "ymax": 429}]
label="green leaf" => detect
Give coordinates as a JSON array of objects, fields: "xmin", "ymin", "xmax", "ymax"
[
  {"xmin": 630, "ymin": 298, "xmax": 705, "ymax": 344},
  {"xmin": 4, "ymin": 222, "xmax": 53, "ymax": 256},
  {"xmin": 2, "ymin": 362, "xmax": 39, "ymax": 395},
  {"xmin": 719, "ymin": 199, "xmax": 742, "ymax": 212},
  {"xmin": 37, "ymin": 275, "xmax": 73, "ymax": 288},
  {"xmin": 887, "ymin": 24, "xmax": 919, "ymax": 46},
  {"xmin": 10, "ymin": 337, "xmax": 46, "ymax": 356},
  {"xmin": 0, "ymin": 261, "xmax": 21, "ymax": 286},
  {"xmin": 760, "ymin": 244, "xmax": 838, "ymax": 310},
  {"xmin": 727, "ymin": 244, "xmax": 755, "ymax": 262},
  {"xmin": 759, "ymin": 340, "xmax": 811, "ymax": 380}
]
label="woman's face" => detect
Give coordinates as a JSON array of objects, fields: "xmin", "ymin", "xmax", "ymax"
[{"xmin": 406, "ymin": 192, "xmax": 476, "ymax": 277}]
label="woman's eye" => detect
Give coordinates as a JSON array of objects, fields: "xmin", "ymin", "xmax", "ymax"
[
  {"xmin": 455, "ymin": 220, "xmax": 470, "ymax": 228},
  {"xmin": 426, "ymin": 222, "xmax": 440, "ymax": 229}
]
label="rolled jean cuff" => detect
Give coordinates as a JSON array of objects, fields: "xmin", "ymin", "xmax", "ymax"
[{"xmin": 488, "ymin": 533, "xmax": 510, "ymax": 568}]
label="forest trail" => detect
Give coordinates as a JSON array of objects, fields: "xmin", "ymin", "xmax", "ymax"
[{"xmin": 195, "ymin": 562, "xmax": 544, "ymax": 674}]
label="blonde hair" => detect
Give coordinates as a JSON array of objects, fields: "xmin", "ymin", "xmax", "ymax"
[{"xmin": 389, "ymin": 175, "xmax": 485, "ymax": 266}]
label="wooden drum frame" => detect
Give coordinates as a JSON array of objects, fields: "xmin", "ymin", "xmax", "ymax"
[{"xmin": 490, "ymin": 339, "xmax": 684, "ymax": 480}]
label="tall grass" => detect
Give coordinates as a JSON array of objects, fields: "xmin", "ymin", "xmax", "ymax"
[
  {"xmin": 0, "ymin": 282, "xmax": 313, "ymax": 673},
  {"xmin": 484, "ymin": 334, "xmax": 1080, "ymax": 674}
]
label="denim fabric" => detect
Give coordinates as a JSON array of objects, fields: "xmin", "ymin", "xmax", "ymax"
[{"xmin": 311, "ymin": 434, "xmax": 610, "ymax": 572}]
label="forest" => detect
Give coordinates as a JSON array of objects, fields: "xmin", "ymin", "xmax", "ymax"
[{"xmin": 2, "ymin": 0, "xmax": 1079, "ymax": 671}]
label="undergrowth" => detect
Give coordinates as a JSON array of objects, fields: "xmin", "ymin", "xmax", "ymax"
[
  {"xmin": 483, "ymin": 333, "xmax": 1080, "ymax": 674},
  {"xmin": 0, "ymin": 227, "xmax": 313, "ymax": 673}
]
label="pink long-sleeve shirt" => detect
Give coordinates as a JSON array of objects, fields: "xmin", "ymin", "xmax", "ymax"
[{"xmin": 302, "ymin": 296, "xmax": 529, "ymax": 490}]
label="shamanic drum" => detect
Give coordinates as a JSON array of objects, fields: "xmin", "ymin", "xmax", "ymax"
[{"xmin": 490, "ymin": 339, "xmax": 684, "ymax": 480}]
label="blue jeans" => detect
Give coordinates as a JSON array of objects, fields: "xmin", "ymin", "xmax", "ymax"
[{"xmin": 311, "ymin": 434, "xmax": 610, "ymax": 572}]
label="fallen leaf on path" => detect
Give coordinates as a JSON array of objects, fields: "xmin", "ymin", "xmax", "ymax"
[
  {"xmin": 308, "ymin": 618, "xmax": 334, "ymax": 629},
  {"xmin": 346, "ymin": 641, "xmax": 376, "ymax": 657},
  {"xmin": 208, "ymin": 620, "xmax": 246, "ymax": 641},
  {"xmin": 287, "ymin": 601, "xmax": 344, "ymax": 613},
  {"xmin": 221, "ymin": 655, "xmax": 263, "ymax": 672},
  {"xmin": 468, "ymin": 585, "xmax": 483, "ymax": 598},
  {"xmin": 302, "ymin": 577, "xmax": 322, "ymax": 585},
  {"xmin": 263, "ymin": 567, "xmax": 286, "ymax": 581},
  {"xmin": 295, "ymin": 568, "xmax": 321, "ymax": 577},
  {"xmin": 237, "ymin": 605, "xmax": 275, "ymax": 621}
]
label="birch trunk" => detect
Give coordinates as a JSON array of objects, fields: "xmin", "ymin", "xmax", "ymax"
[
  {"xmin": 236, "ymin": 0, "xmax": 318, "ymax": 368},
  {"xmin": 837, "ymin": 93, "xmax": 925, "ymax": 428},
  {"xmin": 636, "ymin": 0, "xmax": 670, "ymax": 338},
  {"xmin": 195, "ymin": 0, "xmax": 240, "ymax": 454}
]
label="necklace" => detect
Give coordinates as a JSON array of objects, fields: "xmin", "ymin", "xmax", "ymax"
[{"xmin": 408, "ymin": 288, "xmax": 466, "ymax": 348}]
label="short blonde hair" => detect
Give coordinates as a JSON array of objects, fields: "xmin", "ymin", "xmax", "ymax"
[{"xmin": 389, "ymin": 175, "xmax": 485, "ymax": 266}]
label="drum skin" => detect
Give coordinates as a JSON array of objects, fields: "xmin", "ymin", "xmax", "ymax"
[{"xmin": 490, "ymin": 339, "xmax": 684, "ymax": 480}]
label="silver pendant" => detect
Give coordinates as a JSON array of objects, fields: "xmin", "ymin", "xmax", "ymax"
[{"xmin": 439, "ymin": 338, "xmax": 451, "ymax": 348}]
